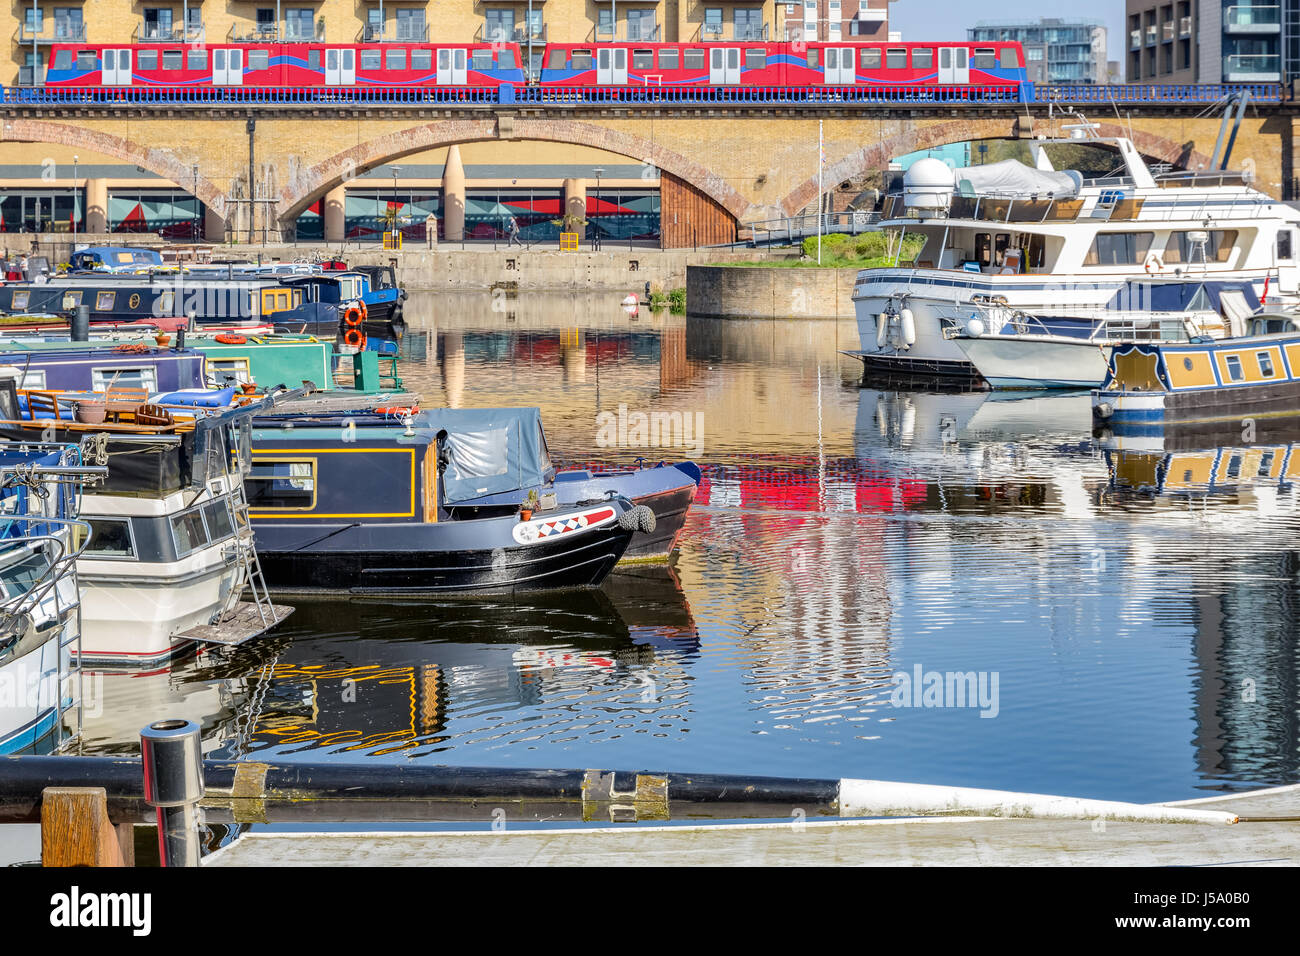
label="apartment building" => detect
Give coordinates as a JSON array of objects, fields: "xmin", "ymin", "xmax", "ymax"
[{"xmin": 1126, "ymin": 0, "xmax": 1291, "ymax": 83}]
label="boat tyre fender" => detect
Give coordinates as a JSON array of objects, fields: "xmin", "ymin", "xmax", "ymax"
[
  {"xmin": 618, "ymin": 505, "xmax": 656, "ymax": 533},
  {"xmin": 214, "ymin": 333, "xmax": 247, "ymax": 344}
]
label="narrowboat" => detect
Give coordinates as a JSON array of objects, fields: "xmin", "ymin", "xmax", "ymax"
[
  {"xmin": 1092, "ymin": 314, "xmax": 1300, "ymax": 432},
  {"xmin": 248, "ymin": 406, "xmax": 650, "ymax": 595},
  {"xmin": 0, "ymin": 340, "xmax": 206, "ymax": 394},
  {"xmin": 0, "ymin": 376, "xmax": 294, "ymax": 669},
  {"xmin": 1104, "ymin": 438, "xmax": 1300, "ymax": 498},
  {"xmin": 283, "ymin": 270, "xmax": 405, "ymax": 339},
  {"xmin": 0, "ymin": 442, "xmax": 101, "ymax": 753}
]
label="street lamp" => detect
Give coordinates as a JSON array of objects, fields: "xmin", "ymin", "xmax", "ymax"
[
  {"xmin": 72, "ymin": 154, "xmax": 78, "ymax": 246},
  {"xmin": 592, "ymin": 166, "xmax": 603, "ymax": 249}
]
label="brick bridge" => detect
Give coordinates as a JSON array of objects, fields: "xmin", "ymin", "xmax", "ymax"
[{"xmin": 4, "ymin": 99, "xmax": 1296, "ymax": 246}]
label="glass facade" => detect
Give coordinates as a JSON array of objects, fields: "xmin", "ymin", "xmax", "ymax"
[
  {"xmin": 107, "ymin": 190, "xmax": 201, "ymax": 239},
  {"xmin": 968, "ymin": 18, "xmax": 1105, "ymax": 83},
  {"xmin": 0, "ymin": 189, "xmax": 82, "ymax": 234}
]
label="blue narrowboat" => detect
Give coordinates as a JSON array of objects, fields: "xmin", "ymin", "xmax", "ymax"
[{"xmin": 0, "ymin": 341, "xmax": 206, "ymax": 395}]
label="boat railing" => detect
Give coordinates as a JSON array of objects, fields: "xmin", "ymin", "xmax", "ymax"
[{"xmin": 941, "ymin": 304, "xmax": 1203, "ymax": 342}]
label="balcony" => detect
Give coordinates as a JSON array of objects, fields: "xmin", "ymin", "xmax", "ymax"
[
  {"xmin": 1162, "ymin": 21, "xmax": 1174, "ymax": 42},
  {"xmin": 592, "ymin": 23, "xmax": 662, "ymax": 42},
  {"xmin": 17, "ymin": 20, "xmax": 87, "ymax": 44},
  {"xmin": 856, "ymin": 7, "xmax": 887, "ymax": 21},
  {"xmin": 1179, "ymin": 15, "xmax": 1192, "ymax": 36},
  {"xmin": 476, "ymin": 24, "xmax": 548, "ymax": 45},
  {"xmin": 1130, "ymin": 29, "xmax": 1142, "ymax": 50},
  {"xmin": 357, "ymin": 23, "xmax": 430, "ymax": 43},
  {"xmin": 229, "ymin": 24, "xmax": 285, "ymax": 42},
  {"xmin": 1223, "ymin": 5, "xmax": 1281, "ymax": 32},
  {"xmin": 697, "ymin": 22, "xmax": 770, "ymax": 40},
  {"xmin": 1222, "ymin": 52, "xmax": 1281, "ymax": 80},
  {"xmin": 1145, "ymin": 26, "xmax": 1158, "ymax": 46},
  {"xmin": 135, "ymin": 23, "xmax": 205, "ymax": 44}
]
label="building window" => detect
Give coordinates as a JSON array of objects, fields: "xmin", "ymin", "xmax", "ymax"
[
  {"xmin": 395, "ymin": 8, "xmax": 424, "ymax": 40},
  {"xmin": 143, "ymin": 8, "xmax": 173, "ymax": 39},
  {"xmin": 704, "ymin": 8, "xmax": 723, "ymax": 38},
  {"xmin": 256, "ymin": 8, "xmax": 276, "ymax": 36},
  {"xmin": 734, "ymin": 8, "xmax": 763, "ymax": 40},
  {"xmin": 597, "ymin": 8, "xmax": 614, "ymax": 39},
  {"xmin": 24, "ymin": 9, "xmax": 43, "ymax": 32},
  {"xmin": 53, "ymin": 8, "xmax": 82, "ymax": 38},
  {"xmin": 285, "ymin": 8, "xmax": 314, "ymax": 40},
  {"xmin": 366, "ymin": 8, "xmax": 383, "ymax": 40},
  {"xmin": 628, "ymin": 9, "xmax": 655, "ymax": 40}
]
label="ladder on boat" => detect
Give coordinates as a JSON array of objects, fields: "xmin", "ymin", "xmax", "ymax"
[{"xmin": 217, "ymin": 479, "xmax": 282, "ymax": 634}]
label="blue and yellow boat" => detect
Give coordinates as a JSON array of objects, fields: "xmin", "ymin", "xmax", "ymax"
[{"xmin": 1093, "ymin": 314, "xmax": 1300, "ymax": 432}]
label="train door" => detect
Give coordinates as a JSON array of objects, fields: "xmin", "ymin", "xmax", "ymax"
[
  {"xmin": 709, "ymin": 48, "xmax": 740, "ymax": 85},
  {"xmin": 824, "ymin": 47, "xmax": 855, "ymax": 84},
  {"xmin": 213, "ymin": 48, "xmax": 244, "ymax": 85},
  {"xmin": 597, "ymin": 47, "xmax": 627, "ymax": 84},
  {"xmin": 326, "ymin": 48, "xmax": 355, "ymax": 84},
  {"xmin": 938, "ymin": 47, "xmax": 968, "ymax": 84},
  {"xmin": 436, "ymin": 49, "xmax": 466, "ymax": 84},
  {"xmin": 102, "ymin": 49, "xmax": 133, "ymax": 86}
]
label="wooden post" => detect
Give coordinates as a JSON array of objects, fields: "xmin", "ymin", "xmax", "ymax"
[{"xmin": 41, "ymin": 787, "xmax": 134, "ymax": 867}]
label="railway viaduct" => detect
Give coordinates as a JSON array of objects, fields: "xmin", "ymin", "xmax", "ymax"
[{"xmin": 2, "ymin": 97, "xmax": 1296, "ymax": 246}]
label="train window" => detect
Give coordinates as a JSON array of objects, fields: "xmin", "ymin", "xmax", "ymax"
[
  {"xmin": 547, "ymin": 49, "xmax": 566, "ymax": 69},
  {"xmin": 971, "ymin": 47, "xmax": 997, "ymax": 68},
  {"xmin": 859, "ymin": 48, "xmax": 881, "ymax": 69},
  {"xmin": 805, "ymin": 49, "xmax": 819, "ymax": 68},
  {"xmin": 249, "ymin": 50, "xmax": 270, "ymax": 71},
  {"xmin": 412, "ymin": 50, "xmax": 431, "ymax": 70},
  {"xmin": 308, "ymin": 50, "xmax": 321, "ymax": 70},
  {"xmin": 76, "ymin": 50, "xmax": 96, "ymax": 69},
  {"xmin": 188, "ymin": 50, "xmax": 207, "ymax": 71},
  {"xmin": 999, "ymin": 47, "xmax": 1021, "ymax": 68},
  {"xmin": 136, "ymin": 50, "xmax": 158, "ymax": 70},
  {"xmin": 387, "ymin": 50, "xmax": 406, "ymax": 70},
  {"xmin": 162, "ymin": 50, "xmax": 183, "ymax": 71},
  {"xmin": 659, "ymin": 49, "xmax": 678, "ymax": 70},
  {"xmin": 633, "ymin": 50, "xmax": 654, "ymax": 69},
  {"xmin": 360, "ymin": 50, "xmax": 381, "ymax": 70},
  {"xmin": 472, "ymin": 50, "xmax": 493, "ymax": 71},
  {"xmin": 886, "ymin": 48, "xmax": 906, "ymax": 68},
  {"xmin": 744, "ymin": 50, "xmax": 765, "ymax": 70},
  {"xmin": 912, "ymin": 48, "xmax": 933, "ymax": 69},
  {"xmin": 53, "ymin": 50, "xmax": 71, "ymax": 70},
  {"xmin": 498, "ymin": 49, "xmax": 517, "ymax": 69},
  {"xmin": 685, "ymin": 49, "xmax": 705, "ymax": 69}
]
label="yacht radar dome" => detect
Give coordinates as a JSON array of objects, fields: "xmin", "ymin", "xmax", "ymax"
[{"xmin": 903, "ymin": 158, "xmax": 955, "ymax": 218}]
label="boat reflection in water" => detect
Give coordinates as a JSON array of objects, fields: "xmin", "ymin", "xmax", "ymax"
[{"xmin": 183, "ymin": 565, "xmax": 698, "ymax": 760}]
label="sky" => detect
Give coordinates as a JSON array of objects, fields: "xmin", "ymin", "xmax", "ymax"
[{"xmin": 891, "ymin": 0, "xmax": 1126, "ymax": 71}]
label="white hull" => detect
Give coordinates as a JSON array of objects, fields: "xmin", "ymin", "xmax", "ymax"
[
  {"xmin": 0, "ymin": 636, "xmax": 62, "ymax": 753},
  {"xmin": 952, "ymin": 334, "xmax": 1113, "ymax": 389}
]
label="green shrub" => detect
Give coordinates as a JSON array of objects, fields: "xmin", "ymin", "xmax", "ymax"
[
  {"xmin": 668, "ymin": 287, "xmax": 686, "ymax": 314},
  {"xmin": 648, "ymin": 290, "xmax": 669, "ymax": 311}
]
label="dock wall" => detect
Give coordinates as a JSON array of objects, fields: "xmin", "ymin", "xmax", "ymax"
[{"xmin": 685, "ymin": 265, "xmax": 858, "ymax": 320}]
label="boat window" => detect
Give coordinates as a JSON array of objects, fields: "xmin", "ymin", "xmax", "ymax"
[
  {"xmin": 659, "ymin": 49, "xmax": 678, "ymax": 70},
  {"xmin": 248, "ymin": 50, "xmax": 270, "ymax": 71},
  {"xmin": 569, "ymin": 50, "xmax": 592, "ymax": 70},
  {"xmin": 912, "ymin": 48, "xmax": 933, "ymax": 69},
  {"xmin": 1000, "ymin": 47, "xmax": 1021, "ymax": 68},
  {"xmin": 96, "ymin": 291, "xmax": 115, "ymax": 310},
  {"xmin": 202, "ymin": 500, "xmax": 235, "ymax": 542},
  {"xmin": 360, "ymin": 50, "xmax": 381, "ymax": 71},
  {"xmin": 19, "ymin": 370, "xmax": 46, "ymax": 389},
  {"xmin": 975, "ymin": 232, "xmax": 991, "ymax": 267},
  {"xmin": 1257, "ymin": 351, "xmax": 1275, "ymax": 377},
  {"xmin": 686, "ymin": 49, "xmax": 706, "ymax": 70},
  {"xmin": 1278, "ymin": 229, "xmax": 1294, "ymax": 262},
  {"xmin": 745, "ymin": 49, "xmax": 766, "ymax": 70},
  {"xmin": 886, "ymin": 48, "xmax": 907, "ymax": 69},
  {"xmin": 1084, "ymin": 232, "xmax": 1154, "ymax": 266},
  {"xmin": 971, "ymin": 47, "xmax": 997, "ymax": 68},
  {"xmin": 171, "ymin": 509, "xmax": 209, "ymax": 557},
  {"xmin": 158, "ymin": 291, "xmax": 175, "ymax": 313},
  {"xmin": 246, "ymin": 461, "xmax": 315, "ymax": 509},
  {"xmin": 1225, "ymin": 355, "xmax": 1244, "ymax": 382},
  {"xmin": 387, "ymin": 50, "xmax": 407, "ymax": 71},
  {"xmin": 188, "ymin": 50, "xmax": 207, "ymax": 71},
  {"xmin": 91, "ymin": 367, "xmax": 158, "ymax": 392},
  {"xmin": 411, "ymin": 50, "xmax": 431, "ymax": 71},
  {"xmin": 208, "ymin": 357, "xmax": 251, "ymax": 386},
  {"xmin": 1163, "ymin": 230, "xmax": 1237, "ymax": 264},
  {"xmin": 860, "ymin": 48, "xmax": 881, "ymax": 69},
  {"xmin": 11, "ymin": 292, "xmax": 28, "ymax": 310},
  {"xmin": 994, "ymin": 233, "xmax": 1010, "ymax": 266},
  {"xmin": 83, "ymin": 518, "xmax": 134, "ymax": 558}
]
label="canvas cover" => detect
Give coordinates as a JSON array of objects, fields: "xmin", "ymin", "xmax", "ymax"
[
  {"xmin": 1109, "ymin": 280, "xmax": 1261, "ymax": 314},
  {"xmin": 953, "ymin": 160, "xmax": 1083, "ymax": 198},
  {"xmin": 424, "ymin": 407, "xmax": 553, "ymax": 504}
]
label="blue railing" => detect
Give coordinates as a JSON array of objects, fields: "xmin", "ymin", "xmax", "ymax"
[{"xmin": 0, "ymin": 82, "xmax": 1287, "ymax": 107}]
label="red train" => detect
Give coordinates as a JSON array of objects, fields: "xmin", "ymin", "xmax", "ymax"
[{"xmin": 40, "ymin": 40, "xmax": 1031, "ymax": 95}]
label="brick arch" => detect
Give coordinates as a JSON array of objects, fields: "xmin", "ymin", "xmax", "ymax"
[
  {"xmin": 278, "ymin": 117, "xmax": 752, "ymax": 226},
  {"xmin": 780, "ymin": 119, "xmax": 1215, "ymax": 216},
  {"xmin": 0, "ymin": 118, "xmax": 231, "ymax": 216}
]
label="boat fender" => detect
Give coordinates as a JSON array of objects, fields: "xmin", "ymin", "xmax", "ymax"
[
  {"xmin": 966, "ymin": 318, "xmax": 985, "ymax": 338},
  {"xmin": 900, "ymin": 308, "xmax": 916, "ymax": 348},
  {"xmin": 875, "ymin": 313, "xmax": 889, "ymax": 349},
  {"xmin": 1095, "ymin": 402, "xmax": 1114, "ymax": 419},
  {"xmin": 634, "ymin": 505, "xmax": 656, "ymax": 534}
]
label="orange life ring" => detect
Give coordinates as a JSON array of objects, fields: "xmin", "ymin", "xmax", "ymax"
[
  {"xmin": 343, "ymin": 301, "xmax": 367, "ymax": 328},
  {"xmin": 214, "ymin": 333, "xmax": 247, "ymax": 344},
  {"xmin": 343, "ymin": 327, "xmax": 366, "ymax": 349}
]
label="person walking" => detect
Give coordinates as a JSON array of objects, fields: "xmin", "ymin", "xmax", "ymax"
[{"xmin": 506, "ymin": 214, "xmax": 522, "ymax": 248}]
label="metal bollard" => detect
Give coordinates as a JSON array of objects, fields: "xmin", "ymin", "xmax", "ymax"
[
  {"xmin": 140, "ymin": 719, "xmax": 204, "ymax": 867},
  {"xmin": 71, "ymin": 305, "xmax": 90, "ymax": 342}
]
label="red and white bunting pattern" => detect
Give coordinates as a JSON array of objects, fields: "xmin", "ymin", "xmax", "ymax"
[{"xmin": 511, "ymin": 505, "xmax": 618, "ymax": 545}]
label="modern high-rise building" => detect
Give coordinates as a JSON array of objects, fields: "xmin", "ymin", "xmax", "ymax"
[
  {"xmin": 1126, "ymin": 0, "xmax": 1292, "ymax": 84},
  {"xmin": 967, "ymin": 18, "xmax": 1109, "ymax": 85}
]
